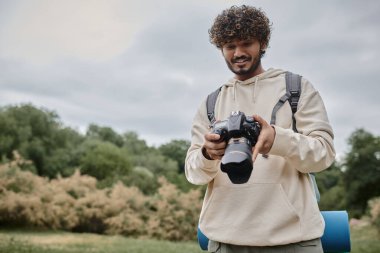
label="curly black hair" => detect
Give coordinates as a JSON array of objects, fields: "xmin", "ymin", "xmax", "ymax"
[{"xmin": 209, "ymin": 5, "xmax": 272, "ymax": 49}]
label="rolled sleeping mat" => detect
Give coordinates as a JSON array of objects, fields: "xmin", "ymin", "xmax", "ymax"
[
  {"xmin": 197, "ymin": 226, "xmax": 209, "ymax": 250},
  {"xmin": 321, "ymin": 211, "xmax": 351, "ymax": 253},
  {"xmin": 198, "ymin": 210, "xmax": 351, "ymax": 253}
]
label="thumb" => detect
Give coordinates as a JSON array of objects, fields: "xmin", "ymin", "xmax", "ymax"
[{"xmin": 253, "ymin": 114, "xmax": 265, "ymax": 126}]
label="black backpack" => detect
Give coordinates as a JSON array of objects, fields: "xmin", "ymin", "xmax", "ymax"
[{"xmin": 205, "ymin": 71, "xmax": 320, "ymax": 201}]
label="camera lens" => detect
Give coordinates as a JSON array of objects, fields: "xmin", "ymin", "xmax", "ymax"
[{"xmin": 220, "ymin": 137, "xmax": 253, "ymax": 184}]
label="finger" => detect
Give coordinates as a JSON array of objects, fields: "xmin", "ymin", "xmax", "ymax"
[
  {"xmin": 252, "ymin": 139, "xmax": 263, "ymax": 162},
  {"xmin": 210, "ymin": 155, "xmax": 223, "ymax": 161},
  {"xmin": 213, "ymin": 141, "xmax": 227, "ymax": 150},
  {"xmin": 253, "ymin": 114, "xmax": 268, "ymax": 128},
  {"xmin": 205, "ymin": 133, "xmax": 222, "ymax": 142},
  {"xmin": 214, "ymin": 155, "xmax": 223, "ymax": 160},
  {"xmin": 204, "ymin": 140, "xmax": 226, "ymax": 151},
  {"xmin": 210, "ymin": 151, "xmax": 225, "ymax": 159},
  {"xmin": 252, "ymin": 146, "xmax": 259, "ymax": 162},
  {"xmin": 253, "ymin": 114, "xmax": 264, "ymax": 123},
  {"xmin": 207, "ymin": 149, "xmax": 224, "ymax": 160}
]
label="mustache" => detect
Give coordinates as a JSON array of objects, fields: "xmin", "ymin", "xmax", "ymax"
[{"xmin": 231, "ymin": 56, "xmax": 251, "ymax": 63}]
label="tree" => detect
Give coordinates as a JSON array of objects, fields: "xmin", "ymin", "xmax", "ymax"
[
  {"xmin": 158, "ymin": 139, "xmax": 190, "ymax": 173},
  {"xmin": 343, "ymin": 129, "xmax": 380, "ymax": 217},
  {"xmin": 86, "ymin": 124, "xmax": 124, "ymax": 147},
  {"xmin": 316, "ymin": 162, "xmax": 346, "ymax": 211},
  {"xmin": 122, "ymin": 131, "xmax": 151, "ymax": 155},
  {"xmin": 0, "ymin": 104, "xmax": 83, "ymax": 177},
  {"xmin": 315, "ymin": 162, "xmax": 343, "ymax": 195},
  {"xmin": 79, "ymin": 139, "xmax": 131, "ymax": 180}
]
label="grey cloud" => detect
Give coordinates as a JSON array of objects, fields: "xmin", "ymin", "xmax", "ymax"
[{"xmin": 1, "ymin": 0, "xmax": 379, "ymax": 156}]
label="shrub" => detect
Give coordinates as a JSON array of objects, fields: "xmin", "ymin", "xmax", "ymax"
[
  {"xmin": 147, "ymin": 177, "xmax": 202, "ymax": 241},
  {"xmin": 0, "ymin": 154, "xmax": 203, "ymax": 241},
  {"xmin": 368, "ymin": 197, "xmax": 380, "ymax": 233}
]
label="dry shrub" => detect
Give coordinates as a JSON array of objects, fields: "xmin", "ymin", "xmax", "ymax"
[
  {"xmin": 369, "ymin": 197, "xmax": 380, "ymax": 233},
  {"xmin": 147, "ymin": 177, "xmax": 202, "ymax": 240},
  {"xmin": 51, "ymin": 171, "xmax": 99, "ymax": 232},
  {"xmin": 104, "ymin": 182, "xmax": 149, "ymax": 236},
  {"xmin": 0, "ymin": 153, "xmax": 50, "ymax": 227},
  {"xmin": 0, "ymin": 154, "xmax": 203, "ymax": 241}
]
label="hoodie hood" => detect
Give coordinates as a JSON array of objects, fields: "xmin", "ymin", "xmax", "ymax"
[
  {"xmin": 224, "ymin": 68, "xmax": 286, "ymax": 102},
  {"xmin": 225, "ymin": 68, "xmax": 286, "ymax": 87}
]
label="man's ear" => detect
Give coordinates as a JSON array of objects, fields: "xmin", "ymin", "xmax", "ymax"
[
  {"xmin": 260, "ymin": 43, "xmax": 268, "ymax": 57},
  {"xmin": 261, "ymin": 43, "xmax": 267, "ymax": 52}
]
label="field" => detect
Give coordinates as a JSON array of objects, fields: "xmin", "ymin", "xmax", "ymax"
[
  {"xmin": 0, "ymin": 224, "xmax": 379, "ymax": 253},
  {"xmin": 0, "ymin": 229, "xmax": 203, "ymax": 253}
]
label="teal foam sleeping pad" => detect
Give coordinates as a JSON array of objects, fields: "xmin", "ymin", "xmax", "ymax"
[{"xmin": 197, "ymin": 210, "xmax": 351, "ymax": 253}]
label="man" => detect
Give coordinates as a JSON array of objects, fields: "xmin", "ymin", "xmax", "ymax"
[{"xmin": 185, "ymin": 5, "xmax": 335, "ymax": 253}]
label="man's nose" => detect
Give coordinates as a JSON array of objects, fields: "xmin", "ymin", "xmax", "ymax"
[{"xmin": 234, "ymin": 46, "xmax": 245, "ymax": 57}]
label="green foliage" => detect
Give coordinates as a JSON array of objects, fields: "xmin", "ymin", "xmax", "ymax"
[
  {"xmin": 316, "ymin": 162, "xmax": 347, "ymax": 211},
  {"xmin": 158, "ymin": 139, "xmax": 190, "ymax": 173},
  {"xmin": 319, "ymin": 184, "xmax": 346, "ymax": 211},
  {"xmin": 2, "ymin": 103, "xmax": 380, "ymax": 222},
  {"xmin": 79, "ymin": 140, "xmax": 131, "ymax": 180},
  {"xmin": 0, "ymin": 104, "xmax": 196, "ymax": 195},
  {"xmin": 0, "ymin": 104, "xmax": 83, "ymax": 177},
  {"xmin": 86, "ymin": 124, "xmax": 124, "ymax": 147},
  {"xmin": 343, "ymin": 129, "xmax": 380, "ymax": 217},
  {"xmin": 121, "ymin": 166, "xmax": 158, "ymax": 195},
  {"xmin": 315, "ymin": 129, "xmax": 380, "ymax": 217},
  {"xmin": 120, "ymin": 132, "xmax": 194, "ymax": 192},
  {"xmin": 122, "ymin": 131, "xmax": 151, "ymax": 155},
  {"xmin": 315, "ymin": 162, "xmax": 342, "ymax": 194}
]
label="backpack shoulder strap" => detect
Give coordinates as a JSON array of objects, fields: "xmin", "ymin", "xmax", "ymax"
[
  {"xmin": 270, "ymin": 71, "xmax": 301, "ymax": 132},
  {"xmin": 270, "ymin": 71, "xmax": 321, "ymax": 202},
  {"xmin": 286, "ymin": 71, "xmax": 302, "ymax": 132},
  {"xmin": 206, "ymin": 86, "xmax": 222, "ymax": 124}
]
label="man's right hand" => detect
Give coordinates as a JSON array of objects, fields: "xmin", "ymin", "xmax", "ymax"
[{"xmin": 202, "ymin": 133, "xmax": 227, "ymax": 160}]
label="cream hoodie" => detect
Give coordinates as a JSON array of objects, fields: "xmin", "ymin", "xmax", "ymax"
[{"xmin": 185, "ymin": 68, "xmax": 335, "ymax": 246}]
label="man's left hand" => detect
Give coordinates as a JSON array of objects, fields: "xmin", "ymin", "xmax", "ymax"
[{"xmin": 252, "ymin": 114, "xmax": 276, "ymax": 161}]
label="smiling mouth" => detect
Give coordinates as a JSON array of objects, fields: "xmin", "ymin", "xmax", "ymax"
[{"xmin": 232, "ymin": 57, "xmax": 251, "ymax": 64}]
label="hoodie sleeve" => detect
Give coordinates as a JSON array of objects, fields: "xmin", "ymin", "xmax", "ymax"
[
  {"xmin": 269, "ymin": 78, "xmax": 336, "ymax": 173},
  {"xmin": 185, "ymin": 100, "xmax": 220, "ymax": 185}
]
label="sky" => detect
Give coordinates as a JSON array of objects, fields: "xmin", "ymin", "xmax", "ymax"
[{"xmin": 0, "ymin": 0, "xmax": 379, "ymax": 160}]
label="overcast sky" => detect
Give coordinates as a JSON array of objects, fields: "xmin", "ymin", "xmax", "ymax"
[{"xmin": 0, "ymin": 0, "xmax": 379, "ymax": 160}]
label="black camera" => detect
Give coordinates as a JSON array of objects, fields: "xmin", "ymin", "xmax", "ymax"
[{"xmin": 210, "ymin": 111, "xmax": 261, "ymax": 184}]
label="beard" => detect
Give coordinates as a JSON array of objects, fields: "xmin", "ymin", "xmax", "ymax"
[{"xmin": 225, "ymin": 54, "xmax": 262, "ymax": 77}]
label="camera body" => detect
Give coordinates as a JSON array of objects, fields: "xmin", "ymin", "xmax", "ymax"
[{"xmin": 210, "ymin": 111, "xmax": 261, "ymax": 184}]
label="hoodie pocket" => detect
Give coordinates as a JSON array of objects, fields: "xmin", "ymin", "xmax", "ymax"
[{"xmin": 200, "ymin": 183, "xmax": 301, "ymax": 245}]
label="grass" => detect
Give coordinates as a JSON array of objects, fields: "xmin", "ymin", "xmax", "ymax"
[
  {"xmin": 0, "ymin": 229, "xmax": 203, "ymax": 253},
  {"xmin": 0, "ymin": 225, "xmax": 379, "ymax": 253},
  {"xmin": 350, "ymin": 223, "xmax": 380, "ymax": 253}
]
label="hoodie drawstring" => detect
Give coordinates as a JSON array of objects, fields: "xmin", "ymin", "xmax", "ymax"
[
  {"xmin": 233, "ymin": 80, "xmax": 238, "ymax": 101},
  {"xmin": 253, "ymin": 76, "xmax": 259, "ymax": 103}
]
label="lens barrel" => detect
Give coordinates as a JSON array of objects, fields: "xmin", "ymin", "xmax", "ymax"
[{"xmin": 220, "ymin": 137, "xmax": 253, "ymax": 184}]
